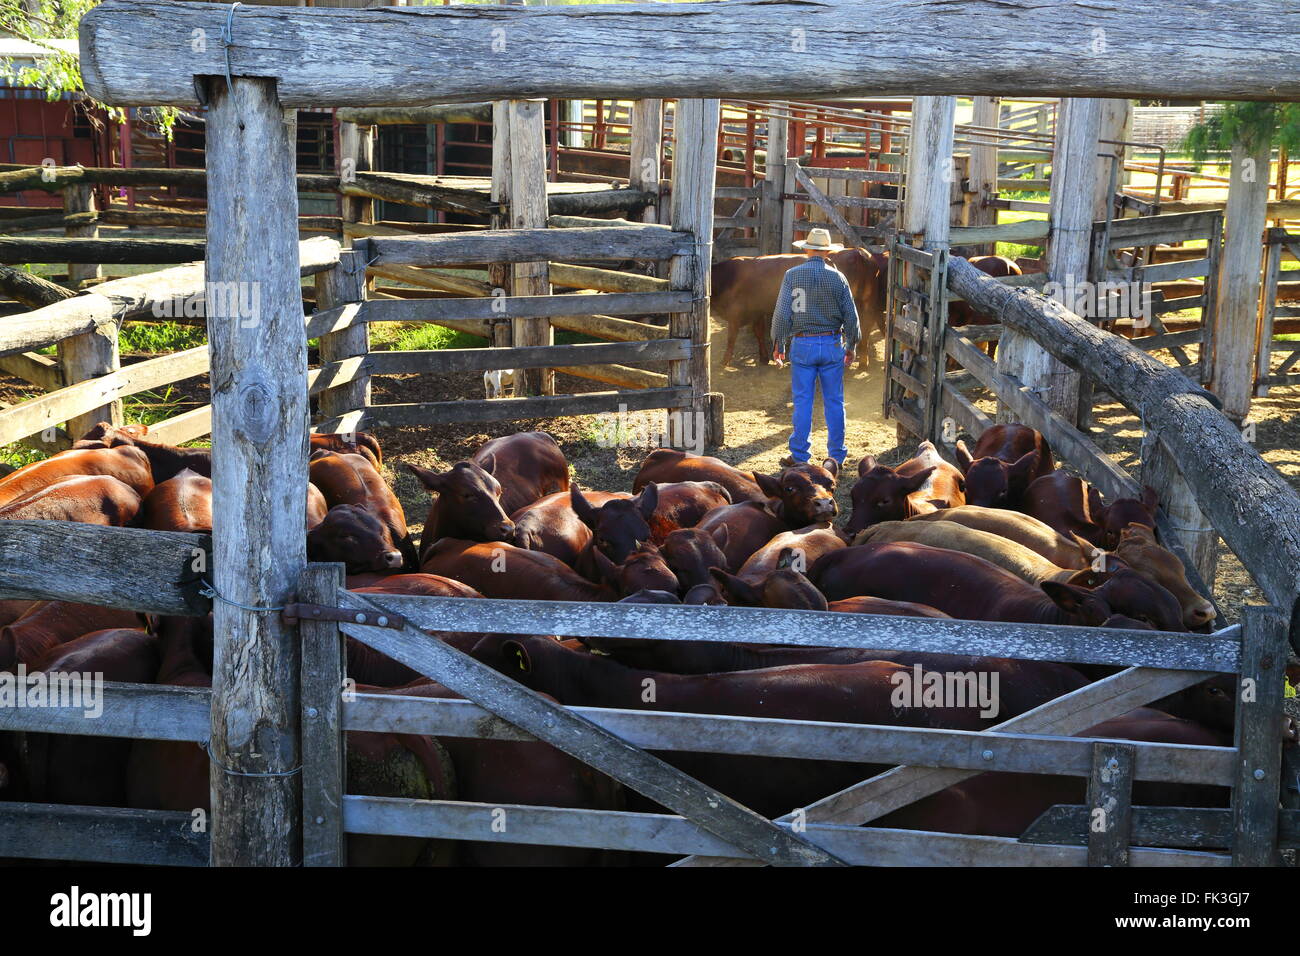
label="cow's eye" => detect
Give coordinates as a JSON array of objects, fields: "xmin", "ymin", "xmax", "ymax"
[
  {"xmin": 876, "ymin": 499, "xmax": 890, "ymax": 508},
  {"xmin": 1208, "ymin": 687, "xmax": 1227, "ymax": 697}
]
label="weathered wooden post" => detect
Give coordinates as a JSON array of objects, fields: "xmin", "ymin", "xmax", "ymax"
[
  {"xmin": 489, "ymin": 102, "xmax": 514, "ymax": 349},
  {"xmin": 298, "ymin": 562, "xmax": 347, "ymax": 867},
  {"xmin": 339, "ymin": 121, "xmax": 375, "ymax": 234},
  {"xmin": 1232, "ymin": 606, "xmax": 1289, "ymax": 866},
  {"xmin": 997, "ymin": 97, "xmax": 1100, "ymax": 426},
  {"xmin": 314, "ymin": 243, "xmax": 371, "ymax": 421},
  {"xmin": 966, "ymin": 96, "xmax": 999, "ymax": 257},
  {"xmin": 507, "ymin": 99, "xmax": 552, "ymax": 395},
  {"xmin": 629, "ymin": 99, "xmax": 663, "ymax": 226},
  {"xmin": 668, "ymin": 98, "xmax": 720, "ymax": 449},
  {"xmin": 205, "ymin": 76, "xmax": 307, "ymax": 867},
  {"xmin": 760, "ymin": 102, "xmax": 789, "ymax": 255},
  {"xmin": 901, "ymin": 95, "xmax": 955, "ymax": 442},
  {"xmin": 58, "ymin": 182, "xmax": 120, "ymax": 441},
  {"xmin": 1209, "ymin": 133, "xmax": 1272, "ymax": 422}
]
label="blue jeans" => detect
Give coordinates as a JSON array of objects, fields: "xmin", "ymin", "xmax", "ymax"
[{"xmin": 788, "ymin": 334, "xmax": 848, "ymax": 464}]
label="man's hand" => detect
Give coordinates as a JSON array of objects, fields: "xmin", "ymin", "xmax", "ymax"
[
  {"xmin": 773, "ymin": 349, "xmax": 786, "ymax": 368},
  {"xmin": 844, "ymin": 350, "xmax": 854, "ymax": 367}
]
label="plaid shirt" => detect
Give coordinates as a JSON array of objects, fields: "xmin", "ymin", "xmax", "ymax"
[{"xmin": 769, "ymin": 255, "xmax": 861, "ymax": 357}]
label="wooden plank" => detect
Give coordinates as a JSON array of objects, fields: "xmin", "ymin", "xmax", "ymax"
[
  {"xmin": 950, "ymin": 220, "xmax": 1050, "ymax": 244},
  {"xmin": 0, "ymin": 803, "xmax": 208, "ymax": 866},
  {"xmin": 947, "ymin": 255, "xmax": 1300, "ymax": 624},
  {"xmin": 0, "ymin": 236, "xmax": 206, "ymax": 264},
  {"xmin": 1024, "ymin": 806, "xmax": 1300, "ymax": 850},
  {"xmin": 505, "ymin": 99, "xmax": 555, "ymax": 396},
  {"xmin": 354, "ymin": 386, "xmax": 692, "ymax": 429},
  {"xmin": 360, "ymin": 290, "xmax": 692, "ymax": 322},
  {"xmin": 676, "ymin": 666, "xmax": 1220, "ymax": 866},
  {"xmin": 369, "ymin": 227, "xmax": 691, "ymax": 266},
  {"xmin": 1087, "ymin": 741, "xmax": 1135, "ymax": 866},
  {"xmin": 792, "ymin": 163, "xmax": 864, "ymax": 248},
  {"xmin": 345, "ymin": 694, "xmax": 1235, "ymax": 785},
  {"xmin": 314, "ymin": 248, "xmax": 370, "ymax": 420},
  {"xmin": 0, "ymin": 345, "xmax": 209, "ymax": 446},
  {"xmin": 1232, "ymin": 607, "xmax": 1290, "ymax": 866},
  {"xmin": 0, "ymin": 681, "xmax": 209, "ymax": 740},
  {"xmin": 367, "ymin": 594, "xmax": 1241, "ymax": 673},
  {"xmin": 146, "ymin": 404, "xmax": 212, "ymax": 445},
  {"xmin": 334, "ymin": 590, "xmax": 845, "ymax": 866},
  {"xmin": 204, "ymin": 76, "xmax": 304, "ymax": 868},
  {"xmin": 0, "ymin": 351, "xmax": 62, "ymax": 391},
  {"xmin": 299, "ymin": 563, "xmax": 348, "ymax": 868},
  {"xmin": 341, "ymin": 796, "xmax": 1225, "ymax": 866},
  {"xmin": 1107, "ymin": 210, "xmax": 1223, "ymax": 246},
  {"xmin": 629, "ymin": 99, "xmax": 664, "ymax": 224},
  {"xmin": 0, "ymin": 521, "xmax": 209, "ymax": 614},
  {"xmin": 362, "ymin": 338, "xmax": 687, "ymax": 375},
  {"xmin": 547, "ymin": 262, "xmax": 672, "ymax": 293}
]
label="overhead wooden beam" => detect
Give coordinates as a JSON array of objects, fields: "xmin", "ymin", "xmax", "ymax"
[{"xmin": 80, "ymin": 1, "xmax": 1300, "ymax": 107}]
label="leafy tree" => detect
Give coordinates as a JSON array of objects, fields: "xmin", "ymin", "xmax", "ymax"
[
  {"xmin": 1, "ymin": 0, "xmax": 179, "ymax": 138},
  {"xmin": 1182, "ymin": 102, "xmax": 1300, "ymax": 162}
]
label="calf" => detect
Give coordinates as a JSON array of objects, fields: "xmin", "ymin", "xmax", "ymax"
[
  {"xmin": 591, "ymin": 544, "xmax": 681, "ymax": 598},
  {"xmin": 1021, "ymin": 472, "xmax": 1105, "ymax": 546},
  {"xmin": 633, "ymin": 448, "xmax": 774, "ymax": 505},
  {"xmin": 420, "ymin": 538, "xmax": 616, "ymax": 602},
  {"xmin": 472, "ymin": 431, "xmax": 569, "ymax": 515},
  {"xmin": 511, "ymin": 489, "xmax": 630, "ymax": 567},
  {"xmin": 954, "ymin": 424, "xmax": 1054, "ymax": 508},
  {"xmin": 643, "ymin": 480, "xmax": 732, "ymax": 542},
  {"xmin": 139, "ymin": 469, "xmax": 212, "ymax": 532},
  {"xmin": 845, "ymin": 440, "xmax": 966, "ymax": 536},
  {"xmin": 905, "ymin": 504, "xmax": 1087, "ymax": 569},
  {"xmin": 571, "ymin": 482, "xmax": 659, "ymax": 564},
  {"xmin": 0, "ymin": 445, "xmax": 154, "ymax": 507},
  {"xmin": 1090, "ymin": 485, "xmax": 1158, "ymax": 548},
  {"xmin": 311, "ymin": 431, "xmax": 383, "ymax": 468},
  {"xmin": 1109, "ymin": 523, "xmax": 1215, "ymax": 628},
  {"xmin": 0, "ymin": 474, "xmax": 140, "ymax": 526},
  {"xmin": 693, "ymin": 500, "xmax": 787, "ymax": 572},
  {"xmin": 406, "ymin": 460, "xmax": 514, "ymax": 559},
  {"xmin": 308, "ymin": 504, "xmax": 406, "ymax": 574},
  {"xmin": 0, "ymin": 600, "xmax": 143, "ymax": 672},
  {"xmin": 660, "ymin": 526, "xmax": 731, "ymax": 592},
  {"xmin": 483, "ymin": 368, "xmax": 516, "ymax": 400},
  {"xmin": 75, "ymin": 423, "xmax": 212, "ymax": 481},
  {"xmin": 735, "ymin": 525, "xmax": 844, "ymax": 582},
  {"xmin": 310, "ymin": 452, "xmax": 417, "ymax": 569},
  {"xmin": 767, "ymin": 460, "xmax": 840, "ymax": 526},
  {"xmin": 809, "ymin": 541, "xmax": 1186, "ymax": 630},
  {"xmin": 711, "ymin": 563, "xmax": 829, "ymax": 610}
]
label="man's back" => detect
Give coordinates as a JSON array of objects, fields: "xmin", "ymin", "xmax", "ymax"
[{"xmin": 770, "ymin": 256, "xmax": 861, "ymax": 357}]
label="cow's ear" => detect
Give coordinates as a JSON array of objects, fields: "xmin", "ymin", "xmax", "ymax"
[
  {"xmin": 570, "ymin": 482, "xmax": 599, "ymax": 528},
  {"xmin": 1141, "ymin": 485, "xmax": 1159, "ymax": 514},
  {"xmin": 753, "ymin": 471, "xmax": 782, "ymax": 499},
  {"xmin": 821, "ymin": 457, "xmax": 839, "ymax": 480},
  {"xmin": 1070, "ymin": 532, "xmax": 1099, "ymax": 566},
  {"xmin": 1041, "ymin": 581, "xmax": 1109, "ymax": 624},
  {"xmin": 858, "ymin": 455, "xmax": 878, "ymax": 477},
  {"xmin": 309, "ymin": 447, "xmax": 334, "ymax": 462},
  {"xmin": 590, "ymin": 543, "xmax": 618, "ymax": 585},
  {"xmin": 901, "ymin": 466, "xmax": 936, "ymax": 494},
  {"xmin": 1008, "ymin": 449, "xmax": 1039, "ymax": 486},
  {"xmin": 710, "ymin": 523, "xmax": 730, "ymax": 554},
  {"xmin": 403, "ymin": 462, "xmax": 445, "ymax": 492},
  {"xmin": 636, "ymin": 481, "xmax": 659, "ymax": 521},
  {"xmin": 478, "ymin": 452, "xmax": 497, "ymax": 476},
  {"xmin": 954, "ymin": 441, "xmax": 974, "ymax": 474},
  {"xmin": 503, "ymin": 640, "xmax": 532, "ymax": 674},
  {"xmin": 709, "ymin": 567, "xmax": 762, "ymax": 607}
]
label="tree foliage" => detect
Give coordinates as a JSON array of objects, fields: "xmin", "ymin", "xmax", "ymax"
[
  {"xmin": 1, "ymin": 0, "xmax": 178, "ymax": 138},
  {"xmin": 1182, "ymin": 101, "xmax": 1300, "ymax": 161}
]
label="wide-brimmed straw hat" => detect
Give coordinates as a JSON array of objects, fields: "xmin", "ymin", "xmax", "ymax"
[{"xmin": 792, "ymin": 227, "xmax": 844, "ymax": 253}]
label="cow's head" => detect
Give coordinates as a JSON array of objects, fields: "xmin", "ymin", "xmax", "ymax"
[
  {"xmin": 1042, "ymin": 567, "xmax": 1185, "ymax": 632},
  {"xmin": 845, "ymin": 456, "xmax": 935, "ymax": 535},
  {"xmin": 405, "ymin": 460, "xmax": 514, "ymax": 543},
  {"xmin": 661, "ymin": 526, "xmax": 730, "ymax": 590},
  {"xmin": 955, "ymin": 444, "xmax": 1040, "ymax": 508},
  {"xmin": 572, "ymin": 482, "xmax": 658, "ymax": 564},
  {"xmin": 1110, "ymin": 523, "xmax": 1215, "ymax": 629},
  {"xmin": 758, "ymin": 460, "xmax": 839, "ymax": 526},
  {"xmin": 592, "ymin": 543, "xmax": 679, "ymax": 598},
  {"xmin": 711, "ymin": 550, "xmax": 828, "ymax": 610},
  {"xmin": 307, "ymin": 504, "xmax": 404, "ymax": 574},
  {"xmin": 1095, "ymin": 486, "xmax": 1157, "ymax": 548}
]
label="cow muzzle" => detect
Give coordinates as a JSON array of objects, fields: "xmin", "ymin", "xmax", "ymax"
[{"xmin": 382, "ymin": 550, "xmax": 403, "ymax": 569}]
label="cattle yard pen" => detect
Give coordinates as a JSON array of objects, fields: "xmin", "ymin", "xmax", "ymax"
[{"xmin": 1, "ymin": 0, "xmax": 1299, "ymax": 867}]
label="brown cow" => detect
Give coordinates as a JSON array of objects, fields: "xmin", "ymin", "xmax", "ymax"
[
  {"xmin": 659, "ymin": 526, "xmax": 732, "ymax": 593},
  {"xmin": 1109, "ymin": 523, "xmax": 1215, "ymax": 629},
  {"xmin": 693, "ymin": 500, "xmax": 787, "ymax": 572},
  {"xmin": 645, "ymin": 480, "xmax": 732, "ymax": 541},
  {"xmin": 472, "ymin": 431, "xmax": 569, "ymax": 515},
  {"xmin": 511, "ymin": 489, "xmax": 629, "ymax": 567},
  {"xmin": 0, "ymin": 600, "xmax": 143, "ymax": 672},
  {"xmin": 711, "ymin": 248, "xmax": 887, "ymax": 368},
  {"xmin": 828, "ymin": 596, "xmax": 952, "ymax": 618},
  {"xmin": 406, "ymin": 460, "xmax": 515, "ymax": 560},
  {"xmin": 0, "ymin": 474, "xmax": 140, "ymax": 526},
  {"xmin": 711, "ymin": 561, "xmax": 829, "ymax": 610},
  {"xmin": 954, "ymin": 424, "xmax": 1055, "ymax": 509},
  {"xmin": 809, "ymin": 540, "xmax": 1186, "ymax": 631},
  {"xmin": 1090, "ymin": 484, "xmax": 1158, "ymax": 549},
  {"xmin": 633, "ymin": 448, "xmax": 775, "ymax": 505},
  {"xmin": 766, "ymin": 460, "xmax": 840, "ymax": 526},
  {"xmin": 948, "ymin": 255, "xmax": 1023, "ymax": 353},
  {"xmin": 74, "ymin": 422, "xmax": 211, "ymax": 481},
  {"xmin": 845, "ymin": 440, "xmax": 966, "ymax": 536},
  {"xmin": 1021, "ymin": 471, "xmax": 1104, "ymax": 546},
  {"xmin": 0, "ymin": 445, "xmax": 154, "ymax": 508},
  {"xmin": 906, "ymin": 504, "xmax": 1088, "ymax": 569},
  {"xmin": 311, "ymin": 451, "xmax": 417, "ymax": 569},
  {"xmin": 735, "ymin": 525, "xmax": 844, "ymax": 582},
  {"xmin": 590, "ymin": 543, "xmax": 682, "ymax": 598},
  {"xmin": 308, "ymin": 504, "xmax": 406, "ymax": 574},
  {"xmin": 311, "ymin": 430, "xmax": 383, "ymax": 468},
  {"xmin": 139, "ymin": 469, "xmax": 212, "ymax": 532},
  {"xmin": 420, "ymin": 539, "xmax": 616, "ymax": 602},
  {"xmin": 570, "ymin": 482, "xmax": 659, "ymax": 565}
]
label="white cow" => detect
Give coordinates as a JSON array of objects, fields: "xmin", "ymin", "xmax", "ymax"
[{"xmin": 484, "ymin": 368, "xmax": 517, "ymax": 400}]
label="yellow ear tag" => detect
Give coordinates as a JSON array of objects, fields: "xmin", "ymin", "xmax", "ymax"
[
  {"xmin": 1285, "ymin": 678, "xmax": 1296, "ymax": 700},
  {"xmin": 516, "ymin": 648, "xmax": 528, "ymax": 672}
]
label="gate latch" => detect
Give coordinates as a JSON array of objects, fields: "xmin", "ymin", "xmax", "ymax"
[{"xmin": 282, "ymin": 603, "xmax": 406, "ymax": 630}]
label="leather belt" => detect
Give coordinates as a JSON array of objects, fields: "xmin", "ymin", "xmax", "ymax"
[{"xmin": 794, "ymin": 331, "xmax": 839, "ymax": 338}]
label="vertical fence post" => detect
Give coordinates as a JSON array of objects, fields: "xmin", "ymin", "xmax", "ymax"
[
  {"xmin": 1255, "ymin": 230, "xmax": 1282, "ymax": 397},
  {"xmin": 64, "ymin": 183, "xmax": 100, "ymax": 290},
  {"xmin": 1232, "ymin": 605, "xmax": 1288, "ymax": 866},
  {"xmin": 506, "ymin": 99, "xmax": 553, "ymax": 396},
  {"xmin": 967, "ymin": 96, "xmax": 999, "ymax": 258},
  {"xmin": 1139, "ymin": 432, "xmax": 1220, "ymax": 589},
  {"xmin": 205, "ymin": 76, "xmax": 308, "ymax": 867},
  {"xmin": 998, "ymin": 97, "xmax": 1099, "ymax": 427},
  {"xmin": 760, "ymin": 102, "xmax": 789, "ymax": 255},
  {"xmin": 489, "ymin": 101, "xmax": 514, "ymax": 349},
  {"xmin": 299, "ymin": 562, "xmax": 347, "ymax": 867},
  {"xmin": 314, "ymin": 243, "xmax": 371, "ymax": 423},
  {"xmin": 630, "ymin": 99, "xmax": 664, "ymax": 226},
  {"xmin": 1086, "ymin": 741, "xmax": 1135, "ymax": 867},
  {"xmin": 1209, "ymin": 134, "xmax": 1272, "ymax": 423},
  {"xmin": 668, "ymin": 98, "xmax": 720, "ymax": 451},
  {"xmin": 339, "ymin": 121, "xmax": 375, "ymax": 236}
]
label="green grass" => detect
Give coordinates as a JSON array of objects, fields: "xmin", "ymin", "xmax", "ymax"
[{"xmin": 120, "ymin": 322, "xmax": 207, "ymax": 354}]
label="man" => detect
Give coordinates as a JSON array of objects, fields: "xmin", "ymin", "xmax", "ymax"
[{"xmin": 769, "ymin": 227, "xmax": 860, "ymax": 468}]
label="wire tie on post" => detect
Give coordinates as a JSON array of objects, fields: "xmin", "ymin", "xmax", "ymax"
[
  {"xmin": 221, "ymin": 3, "xmax": 245, "ymax": 131},
  {"xmin": 198, "ymin": 578, "xmax": 286, "ymax": 614},
  {"xmin": 201, "ymin": 741, "xmax": 301, "ymax": 778}
]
